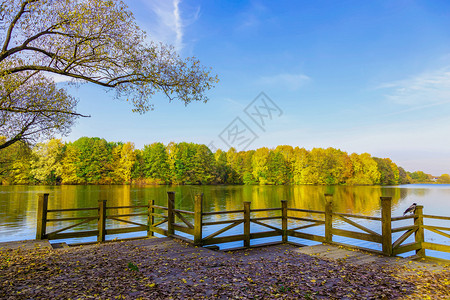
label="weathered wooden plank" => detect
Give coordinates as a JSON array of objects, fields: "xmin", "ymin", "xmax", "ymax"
[
  {"xmin": 167, "ymin": 192, "xmax": 175, "ymax": 236},
  {"xmin": 46, "ymin": 218, "xmax": 96, "ymax": 236},
  {"xmin": 150, "ymin": 213, "xmax": 167, "ymax": 219},
  {"xmin": 250, "ymin": 230, "xmax": 280, "ymax": 239},
  {"xmin": 148, "ymin": 200, "xmax": 154, "ymax": 238},
  {"xmin": 107, "ymin": 213, "xmax": 147, "ymax": 218},
  {"xmin": 251, "ymin": 216, "xmax": 282, "ymax": 221},
  {"xmin": 202, "ymin": 219, "xmax": 245, "ymax": 226},
  {"xmin": 392, "ymin": 225, "xmax": 418, "ymax": 233},
  {"xmin": 381, "ymin": 197, "xmax": 392, "ymax": 256},
  {"xmin": 174, "ymin": 210, "xmax": 194, "ymax": 229},
  {"xmin": 106, "ymin": 205, "xmax": 148, "ymax": 209},
  {"xmin": 392, "ymin": 242, "xmax": 421, "ymax": 255},
  {"xmin": 423, "ymin": 225, "xmax": 450, "ymax": 232},
  {"xmin": 290, "ymin": 222, "xmax": 324, "ymax": 231},
  {"xmin": 391, "ymin": 215, "xmax": 415, "ymax": 221},
  {"xmin": 332, "ymin": 228, "xmax": 382, "ymax": 244},
  {"xmin": 251, "ymin": 220, "xmax": 282, "ymax": 232},
  {"xmin": 287, "ymin": 208, "xmax": 325, "ymax": 214},
  {"xmin": 281, "ymin": 200, "xmax": 287, "ymax": 243},
  {"xmin": 173, "ymin": 209, "xmax": 195, "ymax": 216},
  {"xmin": 47, "ymin": 207, "xmax": 98, "ymax": 212},
  {"xmin": 46, "ymin": 230, "xmax": 99, "ymax": 240},
  {"xmin": 333, "ymin": 212, "xmax": 382, "ymax": 221},
  {"xmin": 392, "ymin": 229, "xmax": 416, "ymax": 249},
  {"xmin": 324, "ymin": 196, "xmax": 333, "ymax": 243},
  {"xmin": 152, "ymin": 219, "xmax": 168, "ymax": 227},
  {"xmin": 250, "ymin": 208, "xmax": 281, "ymax": 212},
  {"xmin": 36, "ymin": 193, "xmax": 49, "ymax": 240},
  {"xmin": 46, "ymin": 216, "xmax": 97, "ymax": 222},
  {"xmin": 336, "ymin": 215, "xmax": 381, "ymax": 237},
  {"xmin": 423, "ymin": 226, "xmax": 450, "ymax": 239},
  {"xmin": 194, "ymin": 194, "xmax": 203, "ymax": 246},
  {"xmin": 422, "ymin": 242, "xmax": 450, "ymax": 253},
  {"xmin": 98, "ymin": 200, "xmax": 107, "ymax": 242},
  {"xmin": 202, "ymin": 234, "xmax": 245, "ymax": 245},
  {"xmin": 172, "ymin": 223, "xmax": 194, "ymax": 235},
  {"xmin": 202, "ymin": 209, "xmax": 244, "ymax": 216},
  {"xmin": 106, "ymin": 226, "xmax": 148, "ymax": 235},
  {"xmin": 203, "ymin": 221, "xmax": 243, "ymax": 240},
  {"xmin": 414, "ymin": 205, "xmax": 425, "ymax": 258},
  {"xmin": 423, "ymin": 214, "xmax": 450, "ymax": 221},
  {"xmin": 288, "ymin": 230, "xmax": 325, "ymax": 242},
  {"xmin": 244, "ymin": 202, "xmax": 251, "ymax": 248},
  {"xmin": 151, "ymin": 205, "xmax": 168, "ymax": 210},
  {"xmin": 288, "ymin": 216, "xmax": 324, "ymax": 223},
  {"xmin": 108, "ymin": 217, "xmax": 146, "ymax": 227},
  {"xmin": 150, "ymin": 226, "xmax": 168, "ymax": 236}
]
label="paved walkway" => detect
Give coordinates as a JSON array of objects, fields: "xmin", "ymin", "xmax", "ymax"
[
  {"xmin": 1, "ymin": 237, "xmax": 447, "ymax": 273},
  {"xmin": 294, "ymin": 243, "xmax": 448, "ymax": 272}
]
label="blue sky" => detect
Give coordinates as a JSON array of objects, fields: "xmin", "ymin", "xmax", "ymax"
[{"xmin": 64, "ymin": 0, "xmax": 450, "ymax": 176}]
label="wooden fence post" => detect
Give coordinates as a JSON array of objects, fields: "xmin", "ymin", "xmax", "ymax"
[
  {"xmin": 194, "ymin": 194, "xmax": 203, "ymax": 246},
  {"xmin": 148, "ymin": 200, "xmax": 154, "ymax": 237},
  {"xmin": 244, "ymin": 201, "xmax": 251, "ymax": 248},
  {"xmin": 381, "ymin": 197, "xmax": 392, "ymax": 256},
  {"xmin": 281, "ymin": 200, "xmax": 288, "ymax": 243},
  {"xmin": 167, "ymin": 192, "xmax": 175, "ymax": 236},
  {"xmin": 324, "ymin": 194, "xmax": 333, "ymax": 243},
  {"xmin": 414, "ymin": 205, "xmax": 425, "ymax": 258},
  {"xmin": 36, "ymin": 193, "xmax": 49, "ymax": 240},
  {"xmin": 98, "ymin": 200, "xmax": 107, "ymax": 242}
]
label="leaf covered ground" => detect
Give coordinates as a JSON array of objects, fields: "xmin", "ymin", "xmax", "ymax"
[{"xmin": 0, "ymin": 238, "xmax": 449, "ymax": 299}]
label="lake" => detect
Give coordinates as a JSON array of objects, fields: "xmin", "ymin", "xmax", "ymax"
[{"xmin": 1, "ymin": 184, "xmax": 449, "ymax": 259}]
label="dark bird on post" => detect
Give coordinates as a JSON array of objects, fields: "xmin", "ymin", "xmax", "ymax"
[{"xmin": 403, "ymin": 203, "xmax": 417, "ymax": 216}]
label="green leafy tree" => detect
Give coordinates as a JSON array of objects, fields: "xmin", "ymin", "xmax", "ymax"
[
  {"xmin": 252, "ymin": 147, "xmax": 270, "ymax": 184},
  {"xmin": 69, "ymin": 137, "xmax": 114, "ymax": 184},
  {"xmin": 437, "ymin": 174, "xmax": 450, "ymax": 184},
  {"xmin": 373, "ymin": 157, "xmax": 399, "ymax": 185},
  {"xmin": 214, "ymin": 149, "xmax": 229, "ymax": 184},
  {"xmin": 0, "ymin": 136, "xmax": 31, "ymax": 184},
  {"xmin": 408, "ymin": 171, "xmax": 431, "ymax": 183},
  {"xmin": 60, "ymin": 142, "xmax": 82, "ymax": 184},
  {"xmin": 142, "ymin": 142, "xmax": 170, "ymax": 184},
  {"xmin": 292, "ymin": 147, "xmax": 309, "ymax": 184},
  {"xmin": 30, "ymin": 138, "xmax": 64, "ymax": 184},
  {"xmin": 112, "ymin": 142, "xmax": 136, "ymax": 184},
  {"xmin": 191, "ymin": 144, "xmax": 216, "ymax": 184},
  {"xmin": 267, "ymin": 151, "xmax": 290, "ymax": 185},
  {"xmin": 225, "ymin": 147, "xmax": 243, "ymax": 184},
  {"xmin": 347, "ymin": 153, "xmax": 381, "ymax": 185},
  {"xmin": 0, "ymin": 0, "xmax": 218, "ymax": 149},
  {"xmin": 274, "ymin": 145, "xmax": 295, "ymax": 184}
]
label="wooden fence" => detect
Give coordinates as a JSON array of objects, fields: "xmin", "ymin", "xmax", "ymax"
[
  {"xmin": 36, "ymin": 194, "xmax": 151, "ymax": 243},
  {"xmin": 36, "ymin": 192, "xmax": 450, "ymax": 260}
]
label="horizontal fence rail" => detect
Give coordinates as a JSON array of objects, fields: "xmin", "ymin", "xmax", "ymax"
[
  {"xmin": 36, "ymin": 194, "xmax": 153, "ymax": 243},
  {"xmin": 36, "ymin": 192, "xmax": 450, "ymax": 261}
]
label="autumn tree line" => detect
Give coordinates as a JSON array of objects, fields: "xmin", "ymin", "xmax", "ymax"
[{"xmin": 1, "ymin": 137, "xmax": 448, "ymax": 186}]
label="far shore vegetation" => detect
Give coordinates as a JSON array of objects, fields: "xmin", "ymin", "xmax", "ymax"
[{"xmin": 1, "ymin": 136, "xmax": 449, "ymax": 186}]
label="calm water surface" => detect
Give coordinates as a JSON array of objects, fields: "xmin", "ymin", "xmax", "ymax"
[{"xmin": 1, "ymin": 184, "xmax": 449, "ymax": 258}]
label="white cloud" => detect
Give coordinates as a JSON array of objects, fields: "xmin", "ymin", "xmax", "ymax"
[
  {"xmin": 258, "ymin": 73, "xmax": 310, "ymax": 90},
  {"xmin": 141, "ymin": 0, "xmax": 199, "ymax": 52},
  {"xmin": 379, "ymin": 67, "xmax": 450, "ymax": 106}
]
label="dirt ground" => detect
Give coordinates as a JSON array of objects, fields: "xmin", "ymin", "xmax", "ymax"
[{"xmin": 1, "ymin": 238, "xmax": 449, "ymax": 299}]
